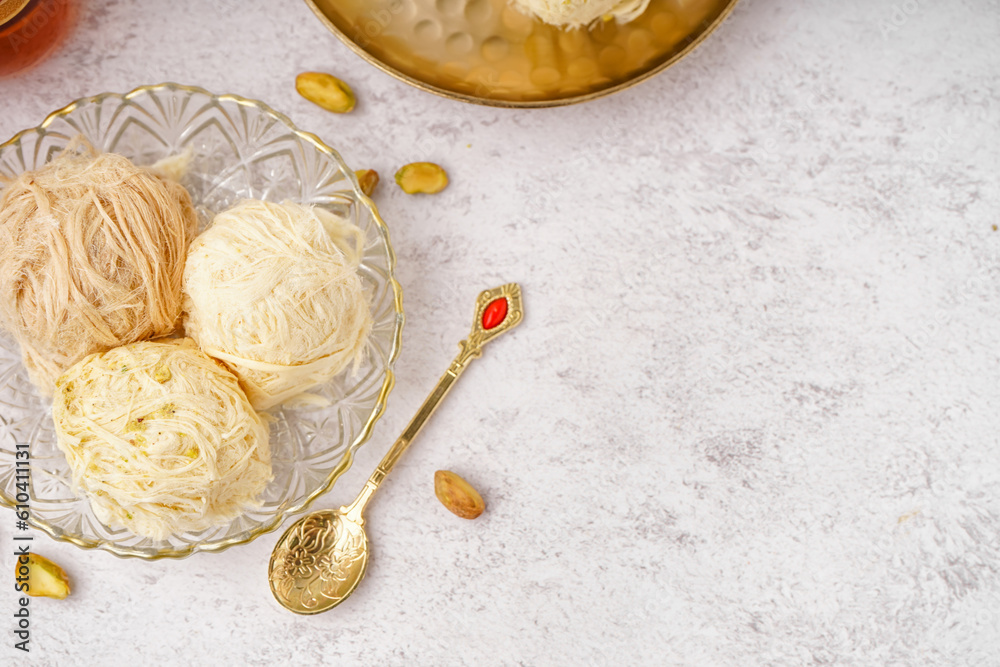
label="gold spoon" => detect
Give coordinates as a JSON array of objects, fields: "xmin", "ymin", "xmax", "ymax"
[{"xmin": 269, "ymin": 283, "xmax": 523, "ymax": 614}]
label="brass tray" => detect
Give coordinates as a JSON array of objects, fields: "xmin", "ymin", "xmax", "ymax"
[{"xmin": 305, "ymin": 0, "xmax": 739, "ymax": 108}]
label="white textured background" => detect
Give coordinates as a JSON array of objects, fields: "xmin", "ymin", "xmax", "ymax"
[{"xmin": 2, "ymin": 0, "xmax": 999, "ymax": 665}]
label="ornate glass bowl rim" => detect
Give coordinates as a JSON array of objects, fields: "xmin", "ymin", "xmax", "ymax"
[
  {"xmin": 0, "ymin": 82, "xmax": 405, "ymax": 559},
  {"xmin": 303, "ymin": 0, "xmax": 741, "ymax": 108}
]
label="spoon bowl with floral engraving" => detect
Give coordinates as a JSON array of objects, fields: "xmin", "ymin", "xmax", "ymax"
[{"xmin": 268, "ymin": 283, "xmax": 523, "ymax": 614}]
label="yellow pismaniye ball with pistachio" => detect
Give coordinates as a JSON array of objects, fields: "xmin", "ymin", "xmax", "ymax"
[{"xmin": 52, "ymin": 339, "xmax": 272, "ymax": 541}]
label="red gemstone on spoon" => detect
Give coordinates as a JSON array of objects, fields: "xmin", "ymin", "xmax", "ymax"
[{"xmin": 482, "ymin": 297, "xmax": 508, "ymax": 330}]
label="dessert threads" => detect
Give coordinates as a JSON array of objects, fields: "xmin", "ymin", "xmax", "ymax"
[
  {"xmin": 510, "ymin": 0, "xmax": 652, "ymax": 28},
  {"xmin": 182, "ymin": 200, "xmax": 372, "ymax": 411},
  {"xmin": 0, "ymin": 141, "xmax": 196, "ymax": 395},
  {"xmin": 52, "ymin": 339, "xmax": 271, "ymax": 540}
]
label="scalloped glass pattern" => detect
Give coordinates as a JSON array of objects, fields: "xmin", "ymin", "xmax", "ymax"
[{"xmin": 0, "ymin": 84, "xmax": 404, "ymax": 558}]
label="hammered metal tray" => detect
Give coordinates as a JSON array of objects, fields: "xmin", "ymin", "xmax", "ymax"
[{"xmin": 305, "ymin": 0, "xmax": 738, "ymax": 107}]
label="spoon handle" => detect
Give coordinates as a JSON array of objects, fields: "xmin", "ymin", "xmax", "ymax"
[{"xmin": 342, "ymin": 283, "xmax": 523, "ymax": 523}]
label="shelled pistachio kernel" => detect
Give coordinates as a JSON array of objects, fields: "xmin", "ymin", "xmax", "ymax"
[
  {"xmin": 434, "ymin": 470, "xmax": 485, "ymax": 519},
  {"xmin": 295, "ymin": 72, "xmax": 356, "ymax": 113},
  {"xmin": 17, "ymin": 554, "xmax": 71, "ymax": 599},
  {"xmin": 395, "ymin": 162, "xmax": 448, "ymax": 195},
  {"xmin": 355, "ymin": 169, "xmax": 380, "ymax": 196}
]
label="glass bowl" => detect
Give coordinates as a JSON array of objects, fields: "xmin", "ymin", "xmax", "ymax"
[{"xmin": 0, "ymin": 83, "xmax": 404, "ymax": 559}]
